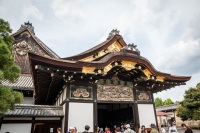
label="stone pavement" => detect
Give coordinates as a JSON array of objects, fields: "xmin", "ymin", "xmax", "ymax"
[{"xmin": 167, "ymin": 128, "xmax": 200, "ymax": 133}]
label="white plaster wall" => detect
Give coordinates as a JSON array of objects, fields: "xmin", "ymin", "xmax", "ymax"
[
  {"xmin": 68, "ymin": 102, "xmax": 94, "ymax": 132},
  {"xmin": 138, "ymin": 104, "xmax": 156, "ymax": 128},
  {"xmin": 21, "ymin": 97, "xmax": 33, "ymax": 104},
  {"xmin": 63, "ymin": 88, "xmax": 66, "ymax": 100},
  {"xmin": 0, "ymin": 123, "xmax": 31, "ymax": 133}
]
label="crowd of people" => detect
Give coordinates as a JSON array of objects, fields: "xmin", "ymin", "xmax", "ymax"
[{"xmin": 56, "ymin": 123, "xmax": 193, "ymax": 133}]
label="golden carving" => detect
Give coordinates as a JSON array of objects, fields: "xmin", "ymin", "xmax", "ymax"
[
  {"xmin": 73, "ymin": 88, "xmax": 90, "ymax": 98},
  {"xmin": 80, "ymin": 41, "xmax": 123, "ymax": 62},
  {"xmin": 121, "ymin": 61, "xmax": 137, "ymax": 70},
  {"xmin": 138, "ymin": 92, "xmax": 150, "ymax": 100},
  {"xmin": 97, "ymin": 85, "xmax": 134, "ymax": 101},
  {"xmin": 82, "ymin": 67, "xmax": 96, "ymax": 74},
  {"xmin": 156, "ymin": 76, "xmax": 164, "ymax": 82},
  {"xmin": 143, "ymin": 69, "xmax": 152, "ymax": 78}
]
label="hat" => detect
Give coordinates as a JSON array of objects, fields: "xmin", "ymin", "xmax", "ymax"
[
  {"xmin": 126, "ymin": 124, "xmax": 130, "ymax": 128},
  {"xmin": 69, "ymin": 126, "xmax": 75, "ymax": 130},
  {"xmin": 150, "ymin": 124, "xmax": 156, "ymax": 128}
]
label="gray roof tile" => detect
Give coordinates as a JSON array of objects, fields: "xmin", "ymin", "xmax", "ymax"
[{"xmin": 5, "ymin": 104, "xmax": 64, "ymax": 117}]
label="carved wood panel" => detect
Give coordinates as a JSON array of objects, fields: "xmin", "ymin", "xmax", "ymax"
[
  {"xmin": 97, "ymin": 85, "xmax": 134, "ymax": 101},
  {"xmin": 136, "ymin": 91, "xmax": 152, "ymax": 102},
  {"xmin": 70, "ymin": 85, "xmax": 93, "ymax": 100}
]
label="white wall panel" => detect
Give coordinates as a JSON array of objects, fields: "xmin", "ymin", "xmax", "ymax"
[
  {"xmin": 138, "ymin": 104, "xmax": 156, "ymax": 128},
  {"xmin": 0, "ymin": 123, "xmax": 31, "ymax": 133},
  {"xmin": 68, "ymin": 102, "xmax": 93, "ymax": 132}
]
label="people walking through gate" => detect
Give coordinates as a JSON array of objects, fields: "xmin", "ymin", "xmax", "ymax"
[
  {"xmin": 115, "ymin": 127, "xmax": 122, "ymax": 133},
  {"xmin": 120, "ymin": 124, "xmax": 125, "ymax": 132},
  {"xmin": 181, "ymin": 123, "xmax": 193, "ymax": 133},
  {"xmin": 124, "ymin": 124, "xmax": 136, "ymax": 133},
  {"xmin": 140, "ymin": 125, "xmax": 147, "ymax": 133},
  {"xmin": 168, "ymin": 123, "xmax": 178, "ymax": 133},
  {"xmin": 69, "ymin": 126, "xmax": 75, "ymax": 133},
  {"xmin": 57, "ymin": 127, "xmax": 62, "ymax": 133},
  {"xmin": 160, "ymin": 125, "xmax": 166, "ymax": 133},
  {"xmin": 150, "ymin": 124, "xmax": 159, "ymax": 133},
  {"xmin": 83, "ymin": 125, "xmax": 90, "ymax": 133},
  {"xmin": 105, "ymin": 127, "xmax": 111, "ymax": 133},
  {"xmin": 99, "ymin": 128, "xmax": 104, "ymax": 133}
]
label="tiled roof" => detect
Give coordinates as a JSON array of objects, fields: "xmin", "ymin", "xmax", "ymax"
[
  {"xmin": 5, "ymin": 104, "xmax": 64, "ymax": 117},
  {"xmin": 1, "ymin": 74, "xmax": 33, "ymax": 90},
  {"xmin": 156, "ymin": 103, "xmax": 180, "ymax": 111}
]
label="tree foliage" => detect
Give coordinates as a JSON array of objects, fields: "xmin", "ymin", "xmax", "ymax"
[
  {"xmin": 155, "ymin": 98, "xmax": 163, "ymax": 107},
  {"xmin": 177, "ymin": 83, "xmax": 200, "ymax": 121},
  {"xmin": 0, "ymin": 18, "xmax": 23, "ymax": 116},
  {"xmin": 154, "ymin": 98, "xmax": 174, "ymax": 107},
  {"xmin": 163, "ymin": 98, "xmax": 174, "ymax": 105}
]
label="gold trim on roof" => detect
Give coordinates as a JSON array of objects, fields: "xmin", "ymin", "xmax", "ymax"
[
  {"xmin": 81, "ymin": 60, "xmax": 165, "ymax": 82},
  {"xmin": 80, "ymin": 41, "xmax": 123, "ymax": 62},
  {"xmin": 82, "ymin": 67, "xmax": 96, "ymax": 74},
  {"xmin": 156, "ymin": 76, "xmax": 164, "ymax": 82},
  {"xmin": 121, "ymin": 61, "xmax": 137, "ymax": 71}
]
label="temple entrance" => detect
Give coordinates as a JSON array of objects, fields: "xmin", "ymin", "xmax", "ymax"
[
  {"xmin": 97, "ymin": 103, "xmax": 134, "ymax": 130},
  {"xmin": 33, "ymin": 122, "xmax": 61, "ymax": 133}
]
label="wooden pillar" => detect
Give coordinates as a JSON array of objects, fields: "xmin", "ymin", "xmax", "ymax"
[
  {"xmin": 93, "ymin": 84, "xmax": 98, "ymax": 132},
  {"xmin": 133, "ymin": 87, "xmax": 139, "ymax": 132},
  {"xmin": 64, "ymin": 82, "xmax": 70, "ymax": 133},
  {"xmin": 31, "ymin": 117, "xmax": 35, "ymax": 133},
  {"xmin": 152, "ymin": 93, "xmax": 159, "ymax": 128}
]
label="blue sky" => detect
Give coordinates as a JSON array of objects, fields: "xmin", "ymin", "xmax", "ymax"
[{"xmin": 1, "ymin": 0, "xmax": 200, "ymax": 102}]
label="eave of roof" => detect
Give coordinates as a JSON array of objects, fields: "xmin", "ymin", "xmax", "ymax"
[
  {"xmin": 156, "ymin": 103, "xmax": 180, "ymax": 111},
  {"xmin": 29, "ymin": 52, "xmax": 191, "ymax": 82},
  {"xmin": 1, "ymin": 74, "xmax": 33, "ymax": 90},
  {"xmin": 156, "ymin": 111, "xmax": 168, "ymax": 116}
]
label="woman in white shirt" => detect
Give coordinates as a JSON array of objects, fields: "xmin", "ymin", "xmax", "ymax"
[
  {"xmin": 168, "ymin": 123, "xmax": 178, "ymax": 133},
  {"xmin": 160, "ymin": 125, "xmax": 166, "ymax": 133}
]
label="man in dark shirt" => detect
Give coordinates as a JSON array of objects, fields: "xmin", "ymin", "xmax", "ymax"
[
  {"xmin": 181, "ymin": 123, "xmax": 193, "ymax": 133},
  {"xmin": 83, "ymin": 125, "xmax": 90, "ymax": 133}
]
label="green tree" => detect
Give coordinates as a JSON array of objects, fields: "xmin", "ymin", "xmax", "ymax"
[
  {"xmin": 0, "ymin": 18, "xmax": 23, "ymax": 117},
  {"xmin": 155, "ymin": 97, "xmax": 163, "ymax": 107},
  {"xmin": 177, "ymin": 83, "xmax": 200, "ymax": 121},
  {"xmin": 163, "ymin": 98, "xmax": 174, "ymax": 105}
]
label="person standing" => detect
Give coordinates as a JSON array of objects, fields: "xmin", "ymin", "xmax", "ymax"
[
  {"xmin": 168, "ymin": 123, "xmax": 178, "ymax": 133},
  {"xmin": 124, "ymin": 124, "xmax": 136, "ymax": 133},
  {"xmin": 83, "ymin": 125, "xmax": 90, "ymax": 133},
  {"xmin": 74, "ymin": 127, "xmax": 77, "ymax": 133},
  {"xmin": 140, "ymin": 125, "xmax": 147, "ymax": 133},
  {"xmin": 105, "ymin": 127, "xmax": 111, "ymax": 133},
  {"xmin": 160, "ymin": 125, "xmax": 166, "ymax": 133},
  {"xmin": 181, "ymin": 123, "xmax": 193, "ymax": 133},
  {"xmin": 150, "ymin": 124, "xmax": 159, "ymax": 133},
  {"xmin": 57, "ymin": 127, "xmax": 62, "ymax": 133}
]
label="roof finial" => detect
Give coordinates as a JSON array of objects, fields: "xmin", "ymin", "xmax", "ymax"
[
  {"xmin": 121, "ymin": 43, "xmax": 140, "ymax": 55},
  {"xmin": 107, "ymin": 29, "xmax": 120, "ymax": 40},
  {"xmin": 19, "ymin": 21, "xmax": 35, "ymax": 35}
]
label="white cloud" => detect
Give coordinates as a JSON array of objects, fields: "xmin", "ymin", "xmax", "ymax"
[
  {"xmin": 22, "ymin": 4, "xmax": 43, "ymax": 21},
  {"xmin": 155, "ymin": 39, "xmax": 200, "ymax": 74}
]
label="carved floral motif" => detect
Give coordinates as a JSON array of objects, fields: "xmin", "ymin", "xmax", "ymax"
[
  {"xmin": 13, "ymin": 41, "xmax": 32, "ymax": 55},
  {"xmin": 97, "ymin": 85, "xmax": 134, "ymax": 101},
  {"xmin": 70, "ymin": 85, "xmax": 93, "ymax": 100},
  {"xmin": 73, "ymin": 88, "xmax": 90, "ymax": 98},
  {"xmin": 136, "ymin": 91, "xmax": 152, "ymax": 101}
]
